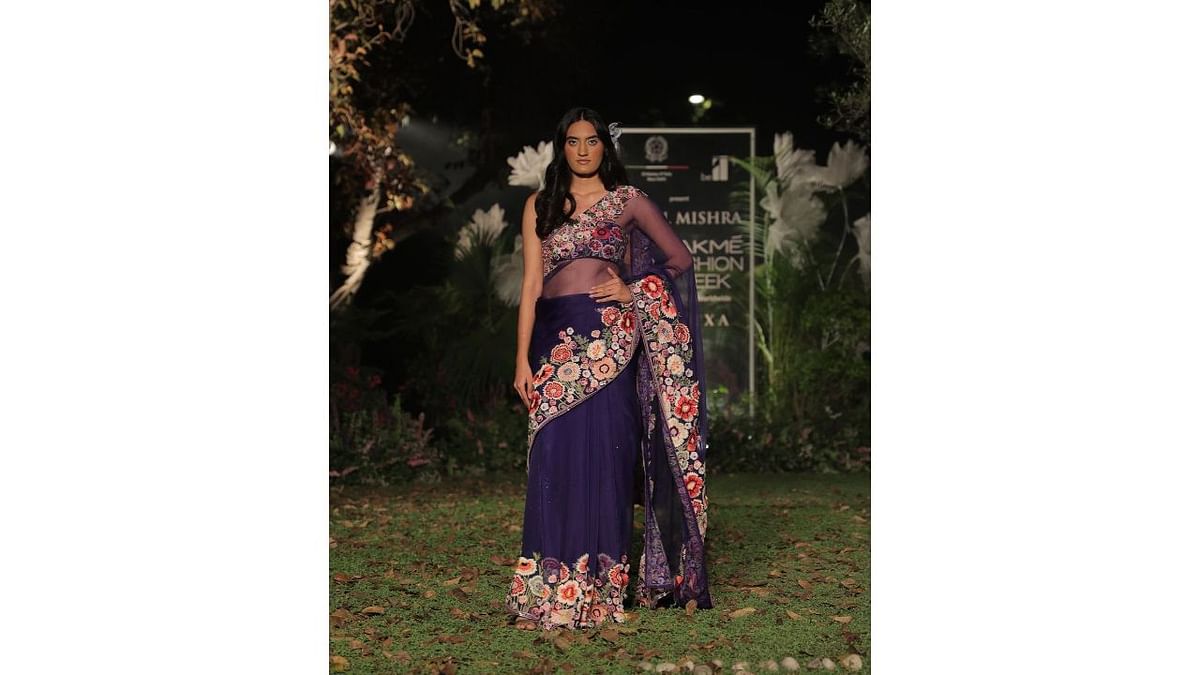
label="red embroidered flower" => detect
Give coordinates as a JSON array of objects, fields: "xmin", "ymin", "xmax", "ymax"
[
  {"xmin": 674, "ymin": 393, "xmax": 698, "ymax": 421},
  {"xmin": 601, "ymin": 306, "xmax": 621, "ymax": 326},
  {"xmin": 687, "ymin": 434, "xmax": 697, "ymax": 453},
  {"xmin": 544, "ymin": 381, "xmax": 565, "ymax": 400},
  {"xmin": 510, "ymin": 576, "xmax": 526, "ymax": 596},
  {"xmin": 592, "ymin": 356, "xmax": 618, "ymax": 380},
  {"xmin": 648, "ymin": 303, "xmax": 661, "ymax": 320},
  {"xmin": 533, "ymin": 363, "xmax": 555, "ymax": 386},
  {"xmin": 620, "ymin": 311, "xmax": 636, "ymax": 333},
  {"xmin": 674, "ymin": 324, "xmax": 690, "ymax": 344},
  {"xmin": 574, "ymin": 553, "xmax": 589, "ymax": 574},
  {"xmin": 557, "ymin": 580, "xmax": 581, "ymax": 606},
  {"xmin": 661, "ymin": 298, "xmax": 677, "ymax": 319},
  {"xmin": 692, "ymin": 498, "xmax": 704, "ymax": 514},
  {"xmin": 642, "ymin": 275, "xmax": 663, "ymax": 298},
  {"xmin": 550, "ymin": 343, "xmax": 574, "ymax": 363},
  {"xmin": 528, "ymin": 390, "xmax": 541, "ymax": 412},
  {"xmin": 608, "ymin": 564, "xmax": 629, "ymax": 588},
  {"xmin": 684, "ymin": 472, "xmax": 704, "ymax": 498}
]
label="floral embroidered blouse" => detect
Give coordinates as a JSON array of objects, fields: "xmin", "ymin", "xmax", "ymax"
[{"xmin": 539, "ymin": 185, "xmax": 693, "ymax": 299}]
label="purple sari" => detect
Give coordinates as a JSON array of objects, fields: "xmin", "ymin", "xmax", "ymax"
[{"xmin": 505, "ymin": 186, "xmax": 712, "ymax": 630}]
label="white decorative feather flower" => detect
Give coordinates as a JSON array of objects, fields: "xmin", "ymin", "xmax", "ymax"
[
  {"xmin": 491, "ymin": 235, "xmax": 525, "ymax": 307},
  {"xmin": 455, "ymin": 203, "xmax": 507, "ymax": 260},
  {"xmin": 506, "ymin": 140, "xmax": 553, "ymax": 189},
  {"xmin": 816, "ymin": 140, "xmax": 869, "ymax": 191},
  {"xmin": 852, "ymin": 213, "xmax": 870, "ymax": 289}
]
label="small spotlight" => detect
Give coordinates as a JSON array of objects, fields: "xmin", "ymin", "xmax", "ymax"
[
  {"xmin": 688, "ymin": 94, "xmax": 705, "ymax": 105},
  {"xmin": 329, "ymin": 141, "xmax": 337, "ymax": 156}
]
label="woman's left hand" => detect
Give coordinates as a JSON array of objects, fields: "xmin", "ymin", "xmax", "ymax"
[{"xmin": 589, "ymin": 267, "xmax": 632, "ymax": 304}]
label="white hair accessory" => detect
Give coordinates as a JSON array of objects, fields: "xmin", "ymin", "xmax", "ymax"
[{"xmin": 608, "ymin": 122, "xmax": 622, "ymax": 141}]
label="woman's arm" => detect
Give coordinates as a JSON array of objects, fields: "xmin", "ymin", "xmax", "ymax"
[
  {"xmin": 626, "ymin": 193, "xmax": 693, "ymax": 279},
  {"xmin": 513, "ymin": 192, "xmax": 542, "ymax": 408}
]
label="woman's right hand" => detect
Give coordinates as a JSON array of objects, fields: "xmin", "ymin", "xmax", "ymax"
[{"xmin": 513, "ymin": 360, "xmax": 534, "ymax": 409}]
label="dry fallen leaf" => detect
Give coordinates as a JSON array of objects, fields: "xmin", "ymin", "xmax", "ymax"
[
  {"xmin": 832, "ymin": 615, "xmax": 853, "ymax": 624},
  {"xmin": 768, "ymin": 570, "xmax": 783, "ymax": 578},
  {"xmin": 330, "ymin": 655, "xmax": 350, "ymax": 672},
  {"xmin": 685, "ymin": 599, "xmax": 697, "ymax": 617},
  {"xmin": 728, "ymin": 607, "xmax": 757, "ymax": 619},
  {"xmin": 786, "ymin": 610, "xmax": 803, "ymax": 620},
  {"xmin": 840, "ymin": 654, "xmax": 863, "ymax": 670},
  {"xmin": 797, "ymin": 579, "xmax": 812, "ymax": 590},
  {"xmin": 442, "ymin": 576, "xmax": 461, "ymax": 587},
  {"xmin": 553, "ymin": 636, "xmax": 573, "ymax": 651},
  {"xmin": 450, "ymin": 588, "xmax": 470, "ymax": 602},
  {"xmin": 348, "ymin": 639, "xmax": 364, "ymax": 650},
  {"xmin": 333, "ymin": 572, "xmax": 353, "ymax": 583},
  {"xmin": 361, "ymin": 606, "xmax": 385, "ymax": 615},
  {"xmin": 514, "ymin": 619, "xmax": 538, "ymax": 631},
  {"xmin": 599, "ymin": 628, "xmax": 620, "ymax": 643},
  {"xmin": 423, "ymin": 590, "xmax": 437, "ymax": 599},
  {"xmin": 840, "ymin": 578, "xmax": 858, "ymax": 589}
]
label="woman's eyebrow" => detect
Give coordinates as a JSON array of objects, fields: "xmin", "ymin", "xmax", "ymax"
[{"xmin": 566, "ymin": 135, "xmax": 600, "ymax": 141}]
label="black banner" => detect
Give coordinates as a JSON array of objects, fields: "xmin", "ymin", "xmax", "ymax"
[{"xmin": 618, "ymin": 128, "xmax": 756, "ymax": 407}]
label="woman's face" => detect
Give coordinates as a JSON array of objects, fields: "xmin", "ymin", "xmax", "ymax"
[{"xmin": 563, "ymin": 120, "xmax": 604, "ymax": 176}]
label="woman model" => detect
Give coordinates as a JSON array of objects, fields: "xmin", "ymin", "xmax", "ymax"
[{"xmin": 505, "ymin": 107, "xmax": 712, "ymax": 630}]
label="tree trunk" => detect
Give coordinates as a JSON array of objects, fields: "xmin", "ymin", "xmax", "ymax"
[{"xmin": 330, "ymin": 178, "xmax": 381, "ymax": 311}]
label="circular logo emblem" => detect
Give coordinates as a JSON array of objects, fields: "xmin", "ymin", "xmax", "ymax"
[{"xmin": 644, "ymin": 135, "xmax": 669, "ymax": 163}]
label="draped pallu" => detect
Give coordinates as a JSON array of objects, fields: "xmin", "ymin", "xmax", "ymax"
[{"xmin": 505, "ymin": 186, "xmax": 712, "ymax": 630}]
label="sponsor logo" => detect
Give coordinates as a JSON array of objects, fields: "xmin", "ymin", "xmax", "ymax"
[{"xmin": 701, "ymin": 155, "xmax": 729, "ymax": 182}]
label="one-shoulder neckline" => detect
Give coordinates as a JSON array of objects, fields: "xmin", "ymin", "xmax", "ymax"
[{"xmin": 567, "ymin": 188, "xmax": 617, "ymax": 223}]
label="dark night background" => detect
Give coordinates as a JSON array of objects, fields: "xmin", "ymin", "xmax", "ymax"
[
  {"xmin": 337, "ymin": 0, "xmax": 857, "ymax": 293},
  {"xmin": 416, "ymin": 0, "xmax": 846, "ymax": 161}
]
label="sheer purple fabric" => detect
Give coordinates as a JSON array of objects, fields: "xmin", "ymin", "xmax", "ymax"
[{"xmin": 626, "ymin": 202, "xmax": 712, "ymax": 610}]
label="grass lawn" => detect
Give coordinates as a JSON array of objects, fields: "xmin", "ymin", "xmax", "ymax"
[{"xmin": 330, "ymin": 471, "xmax": 870, "ymax": 673}]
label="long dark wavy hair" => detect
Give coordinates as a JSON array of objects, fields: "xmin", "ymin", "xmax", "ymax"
[{"xmin": 534, "ymin": 107, "xmax": 629, "ymax": 238}]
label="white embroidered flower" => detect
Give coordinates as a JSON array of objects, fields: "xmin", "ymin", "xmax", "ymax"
[
  {"xmin": 506, "ymin": 140, "xmax": 553, "ymax": 189},
  {"xmin": 668, "ymin": 416, "xmax": 689, "ymax": 442},
  {"xmin": 587, "ymin": 340, "xmax": 607, "ymax": 360},
  {"xmin": 667, "ymin": 354, "xmax": 685, "ymax": 376}
]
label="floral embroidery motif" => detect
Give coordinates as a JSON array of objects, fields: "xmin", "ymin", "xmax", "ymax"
[
  {"xmin": 527, "ymin": 304, "xmax": 640, "ymax": 452},
  {"xmin": 540, "ymin": 186, "xmax": 644, "ymax": 278},
  {"xmin": 506, "ymin": 551, "xmax": 631, "ymax": 630},
  {"xmin": 627, "ymin": 274, "xmax": 709, "ymax": 538}
]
